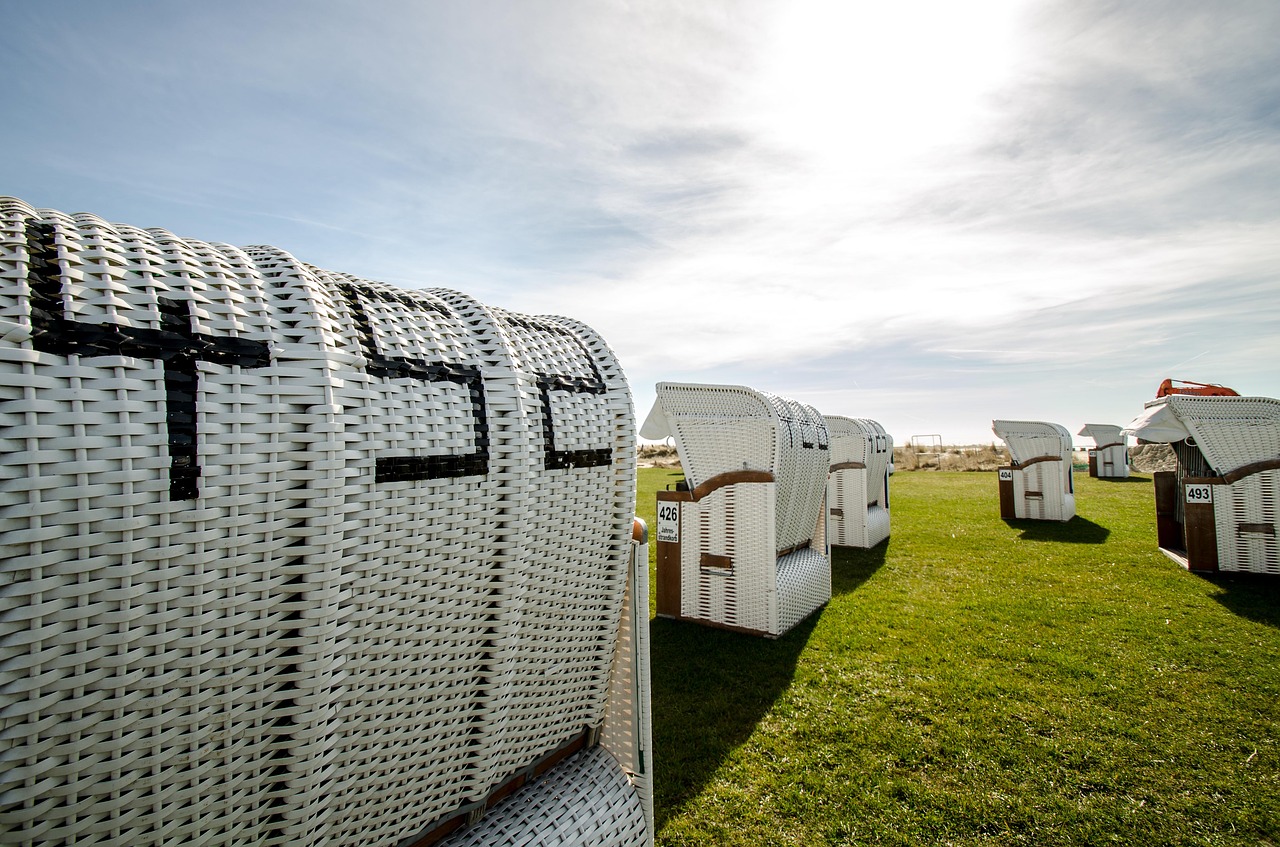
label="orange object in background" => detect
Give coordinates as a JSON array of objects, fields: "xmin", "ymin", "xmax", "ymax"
[{"xmin": 1156, "ymin": 378, "xmax": 1240, "ymax": 398}]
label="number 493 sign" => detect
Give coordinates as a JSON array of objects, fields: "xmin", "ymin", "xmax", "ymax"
[
  {"xmin": 1185, "ymin": 483, "xmax": 1213, "ymax": 505},
  {"xmin": 657, "ymin": 502, "xmax": 680, "ymax": 543}
]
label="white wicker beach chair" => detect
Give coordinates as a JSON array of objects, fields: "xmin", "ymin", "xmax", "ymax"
[
  {"xmin": 824, "ymin": 416, "xmax": 892, "ymax": 549},
  {"xmin": 1124, "ymin": 395, "xmax": 1280, "ymax": 575},
  {"xmin": 1077, "ymin": 423, "xmax": 1129, "ymax": 479},
  {"xmin": 992, "ymin": 420, "xmax": 1076, "ymax": 522},
  {"xmin": 640, "ymin": 382, "xmax": 831, "ymax": 638},
  {"xmin": 0, "ymin": 198, "xmax": 652, "ymax": 847}
]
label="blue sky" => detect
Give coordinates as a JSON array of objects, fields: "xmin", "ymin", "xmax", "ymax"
[{"xmin": 2, "ymin": 0, "xmax": 1277, "ymax": 445}]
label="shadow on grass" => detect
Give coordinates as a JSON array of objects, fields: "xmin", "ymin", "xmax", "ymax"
[
  {"xmin": 1005, "ymin": 516, "xmax": 1111, "ymax": 544},
  {"xmin": 1203, "ymin": 572, "xmax": 1280, "ymax": 629},
  {"xmin": 651, "ymin": 469, "xmax": 686, "ymax": 489},
  {"xmin": 1092, "ymin": 476, "xmax": 1154, "ymax": 484},
  {"xmin": 830, "ymin": 541, "xmax": 889, "ymax": 595},
  {"xmin": 649, "ymin": 614, "xmax": 816, "ymax": 827}
]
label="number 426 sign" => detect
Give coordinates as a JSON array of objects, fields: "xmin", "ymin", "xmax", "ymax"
[{"xmin": 657, "ymin": 502, "xmax": 680, "ymax": 543}]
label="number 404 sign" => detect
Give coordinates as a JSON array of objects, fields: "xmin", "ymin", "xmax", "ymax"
[{"xmin": 657, "ymin": 502, "xmax": 680, "ymax": 543}]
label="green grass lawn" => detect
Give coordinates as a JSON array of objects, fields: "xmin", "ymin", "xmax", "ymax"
[{"xmin": 636, "ymin": 468, "xmax": 1280, "ymax": 846}]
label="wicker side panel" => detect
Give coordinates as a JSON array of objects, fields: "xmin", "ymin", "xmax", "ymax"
[
  {"xmin": 468, "ymin": 312, "xmax": 634, "ymax": 788},
  {"xmin": 776, "ymin": 547, "xmax": 831, "ymax": 636},
  {"xmin": 864, "ymin": 435, "xmax": 892, "ymax": 506},
  {"xmin": 600, "ymin": 529, "xmax": 653, "ymax": 836},
  {"xmin": 762, "ymin": 393, "xmax": 828, "ymax": 554},
  {"xmin": 827, "ymin": 468, "xmax": 869, "ymax": 548},
  {"xmin": 1012, "ymin": 462, "xmax": 1074, "ymax": 522},
  {"xmin": 865, "ymin": 506, "xmax": 891, "ymax": 549},
  {"xmin": 1029, "ymin": 463, "xmax": 1050, "ymax": 521},
  {"xmin": 813, "ymin": 489, "xmax": 827, "ymax": 559},
  {"xmin": 1049, "ymin": 464, "xmax": 1076, "ymax": 522},
  {"xmin": 1216, "ymin": 471, "xmax": 1280, "ymax": 575},
  {"xmin": 852, "ymin": 419, "xmax": 892, "ymax": 506},
  {"xmin": 679, "ymin": 483, "xmax": 776, "ymax": 634},
  {"xmin": 1096, "ymin": 445, "xmax": 1129, "ymax": 478},
  {"xmin": 1011, "ymin": 464, "xmax": 1030, "ymax": 519}
]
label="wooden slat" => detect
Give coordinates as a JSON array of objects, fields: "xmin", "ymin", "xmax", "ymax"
[
  {"xmin": 998, "ymin": 471, "xmax": 1016, "ymax": 519},
  {"xmin": 656, "ymin": 493, "xmax": 683, "ymax": 619}
]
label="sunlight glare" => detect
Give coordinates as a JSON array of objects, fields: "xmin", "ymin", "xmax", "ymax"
[{"xmin": 750, "ymin": 0, "xmax": 1028, "ymax": 168}]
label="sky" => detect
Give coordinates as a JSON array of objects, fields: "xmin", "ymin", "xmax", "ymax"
[{"xmin": 1, "ymin": 0, "xmax": 1277, "ymax": 446}]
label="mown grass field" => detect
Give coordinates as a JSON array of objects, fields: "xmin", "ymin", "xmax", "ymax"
[{"xmin": 635, "ymin": 468, "xmax": 1280, "ymax": 846}]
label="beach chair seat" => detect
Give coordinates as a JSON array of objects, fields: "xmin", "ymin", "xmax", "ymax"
[
  {"xmin": 641, "ymin": 382, "xmax": 830, "ymax": 638},
  {"xmin": 992, "ymin": 419, "xmax": 1076, "ymax": 522},
  {"xmin": 1124, "ymin": 394, "xmax": 1280, "ymax": 574},
  {"xmin": 825, "ymin": 416, "xmax": 892, "ymax": 548},
  {"xmin": 1078, "ymin": 423, "xmax": 1129, "ymax": 478},
  {"xmin": 0, "ymin": 197, "xmax": 652, "ymax": 847}
]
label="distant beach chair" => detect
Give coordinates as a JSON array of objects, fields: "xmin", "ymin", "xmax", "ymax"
[
  {"xmin": 0, "ymin": 198, "xmax": 652, "ymax": 847},
  {"xmin": 992, "ymin": 420, "xmax": 1076, "ymax": 522},
  {"xmin": 1077, "ymin": 423, "xmax": 1129, "ymax": 478},
  {"xmin": 1124, "ymin": 394, "xmax": 1280, "ymax": 575},
  {"xmin": 641, "ymin": 382, "xmax": 831, "ymax": 637},
  {"xmin": 824, "ymin": 416, "xmax": 892, "ymax": 548}
]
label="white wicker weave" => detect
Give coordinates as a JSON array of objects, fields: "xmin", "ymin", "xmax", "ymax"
[
  {"xmin": 992, "ymin": 420, "xmax": 1076, "ymax": 522},
  {"xmin": 435, "ymin": 746, "xmax": 648, "ymax": 847},
  {"xmin": 0, "ymin": 198, "xmax": 651, "ymax": 847},
  {"xmin": 1077, "ymin": 424, "xmax": 1129, "ymax": 479},
  {"xmin": 641, "ymin": 382, "xmax": 830, "ymax": 637},
  {"xmin": 599, "ymin": 520, "xmax": 654, "ymax": 839},
  {"xmin": 437, "ymin": 523, "xmax": 653, "ymax": 847},
  {"xmin": 1124, "ymin": 395, "xmax": 1280, "ymax": 575},
  {"xmin": 824, "ymin": 416, "xmax": 891, "ymax": 548}
]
